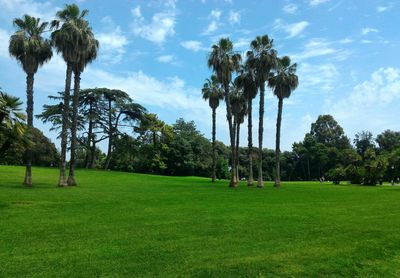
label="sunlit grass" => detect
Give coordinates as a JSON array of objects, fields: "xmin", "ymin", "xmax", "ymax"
[{"xmin": 1, "ymin": 165, "xmax": 400, "ymax": 277}]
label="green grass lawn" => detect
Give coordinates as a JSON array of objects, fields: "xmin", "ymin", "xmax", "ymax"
[{"xmin": 1, "ymin": 166, "xmax": 400, "ymax": 277}]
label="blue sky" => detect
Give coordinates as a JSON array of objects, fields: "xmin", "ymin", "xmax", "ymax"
[{"xmin": 1, "ymin": 0, "xmax": 400, "ymax": 151}]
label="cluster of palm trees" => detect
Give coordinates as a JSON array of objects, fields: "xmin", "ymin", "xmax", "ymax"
[
  {"xmin": 203, "ymin": 36, "xmax": 299, "ymax": 188},
  {"xmin": 9, "ymin": 4, "xmax": 98, "ymax": 187}
]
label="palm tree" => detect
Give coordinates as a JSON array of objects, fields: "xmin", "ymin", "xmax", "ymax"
[
  {"xmin": 235, "ymin": 64, "xmax": 257, "ymax": 186},
  {"xmin": 67, "ymin": 20, "xmax": 99, "ymax": 186},
  {"xmin": 202, "ymin": 75, "xmax": 224, "ymax": 182},
  {"xmin": 247, "ymin": 35, "xmax": 277, "ymax": 188},
  {"xmin": 51, "ymin": 4, "xmax": 90, "ymax": 186},
  {"xmin": 230, "ymin": 86, "xmax": 247, "ymax": 182},
  {"xmin": 268, "ymin": 56, "xmax": 298, "ymax": 187},
  {"xmin": 9, "ymin": 15, "xmax": 52, "ymax": 186},
  {"xmin": 0, "ymin": 91, "xmax": 26, "ymax": 130},
  {"xmin": 0, "ymin": 91, "xmax": 27, "ymax": 156},
  {"xmin": 208, "ymin": 38, "xmax": 241, "ymax": 187}
]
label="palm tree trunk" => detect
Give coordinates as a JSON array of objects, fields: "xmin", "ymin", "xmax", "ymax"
[
  {"xmin": 247, "ymin": 98, "xmax": 254, "ymax": 186},
  {"xmin": 23, "ymin": 73, "xmax": 34, "ymax": 187},
  {"xmin": 224, "ymin": 84, "xmax": 237, "ymax": 187},
  {"xmin": 257, "ymin": 82, "xmax": 265, "ymax": 188},
  {"xmin": 67, "ymin": 70, "xmax": 81, "ymax": 186},
  {"xmin": 275, "ymin": 97, "xmax": 283, "ymax": 188},
  {"xmin": 104, "ymin": 100, "xmax": 113, "ymax": 170},
  {"xmin": 211, "ymin": 107, "xmax": 217, "ymax": 182},
  {"xmin": 236, "ymin": 118, "xmax": 240, "ymax": 183},
  {"xmin": 58, "ymin": 62, "xmax": 72, "ymax": 186}
]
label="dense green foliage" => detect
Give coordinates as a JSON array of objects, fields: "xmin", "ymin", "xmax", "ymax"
[{"xmin": 1, "ymin": 166, "xmax": 400, "ymax": 277}]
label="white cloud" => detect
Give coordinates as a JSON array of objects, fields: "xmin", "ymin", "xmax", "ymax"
[
  {"xmin": 180, "ymin": 40, "xmax": 208, "ymax": 52},
  {"xmin": 0, "ymin": 0, "xmax": 57, "ymax": 21},
  {"xmin": 203, "ymin": 9, "xmax": 222, "ymax": 35},
  {"xmin": 274, "ymin": 19, "xmax": 309, "ymax": 38},
  {"xmin": 377, "ymin": 5, "xmax": 392, "ymax": 12},
  {"xmin": 308, "ymin": 0, "xmax": 330, "ymax": 6},
  {"xmin": 97, "ymin": 17, "xmax": 128, "ymax": 64},
  {"xmin": 283, "ymin": 4, "xmax": 298, "ymax": 14},
  {"xmin": 156, "ymin": 55, "xmax": 174, "ymax": 63},
  {"xmin": 228, "ymin": 10, "xmax": 241, "ymax": 25},
  {"xmin": 327, "ymin": 67, "xmax": 400, "ymax": 133},
  {"xmin": 361, "ymin": 27, "xmax": 379, "ymax": 36},
  {"xmin": 339, "ymin": 37, "xmax": 353, "ymax": 44},
  {"xmin": 131, "ymin": 3, "xmax": 176, "ymax": 44}
]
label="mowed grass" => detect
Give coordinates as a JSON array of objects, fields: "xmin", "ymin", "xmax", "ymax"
[{"xmin": 1, "ymin": 166, "xmax": 400, "ymax": 277}]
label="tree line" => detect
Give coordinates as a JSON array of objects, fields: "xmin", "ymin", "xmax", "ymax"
[{"xmin": 3, "ymin": 83, "xmax": 399, "ymax": 186}]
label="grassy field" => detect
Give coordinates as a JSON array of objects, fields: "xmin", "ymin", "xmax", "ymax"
[{"xmin": 1, "ymin": 166, "xmax": 400, "ymax": 277}]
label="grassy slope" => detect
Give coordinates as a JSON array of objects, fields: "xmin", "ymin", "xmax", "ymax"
[{"xmin": 1, "ymin": 166, "xmax": 400, "ymax": 277}]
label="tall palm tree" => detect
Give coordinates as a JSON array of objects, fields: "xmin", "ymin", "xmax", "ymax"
[
  {"xmin": 9, "ymin": 15, "xmax": 52, "ymax": 186},
  {"xmin": 51, "ymin": 4, "xmax": 90, "ymax": 186},
  {"xmin": 208, "ymin": 38, "xmax": 241, "ymax": 187},
  {"xmin": 230, "ymin": 86, "xmax": 247, "ymax": 182},
  {"xmin": 247, "ymin": 35, "xmax": 277, "ymax": 188},
  {"xmin": 202, "ymin": 75, "xmax": 224, "ymax": 182},
  {"xmin": 67, "ymin": 21, "xmax": 99, "ymax": 186},
  {"xmin": 235, "ymin": 64, "xmax": 257, "ymax": 186},
  {"xmin": 268, "ymin": 56, "xmax": 298, "ymax": 187}
]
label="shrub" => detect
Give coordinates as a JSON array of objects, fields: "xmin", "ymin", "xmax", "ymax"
[{"xmin": 326, "ymin": 167, "xmax": 346, "ymax": 184}]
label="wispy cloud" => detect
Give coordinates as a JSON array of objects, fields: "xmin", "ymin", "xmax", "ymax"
[
  {"xmin": 180, "ymin": 40, "xmax": 208, "ymax": 52},
  {"xmin": 377, "ymin": 4, "xmax": 393, "ymax": 13},
  {"xmin": 308, "ymin": 0, "xmax": 330, "ymax": 7},
  {"xmin": 274, "ymin": 19, "xmax": 310, "ymax": 38},
  {"xmin": 361, "ymin": 27, "xmax": 379, "ymax": 36},
  {"xmin": 292, "ymin": 38, "xmax": 351, "ymax": 62},
  {"xmin": 282, "ymin": 4, "xmax": 298, "ymax": 14}
]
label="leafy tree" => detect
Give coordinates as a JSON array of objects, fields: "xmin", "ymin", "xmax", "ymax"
[
  {"xmin": 101, "ymin": 89, "xmax": 145, "ymax": 170},
  {"xmin": 376, "ymin": 130, "xmax": 400, "ymax": 153},
  {"xmin": 30, "ymin": 128, "xmax": 59, "ymax": 167},
  {"xmin": 363, "ymin": 148, "xmax": 387, "ymax": 185},
  {"xmin": 202, "ymin": 75, "xmax": 224, "ymax": 182},
  {"xmin": 9, "ymin": 15, "xmax": 52, "ymax": 186},
  {"xmin": 79, "ymin": 89, "xmax": 107, "ymax": 168},
  {"xmin": 246, "ymin": 35, "xmax": 277, "ymax": 188},
  {"xmin": 208, "ymin": 38, "xmax": 241, "ymax": 187},
  {"xmin": 268, "ymin": 56, "xmax": 298, "ymax": 187},
  {"xmin": 354, "ymin": 131, "xmax": 375, "ymax": 158},
  {"xmin": 310, "ymin": 115, "xmax": 351, "ymax": 150}
]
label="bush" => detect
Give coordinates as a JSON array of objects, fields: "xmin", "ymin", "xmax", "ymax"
[
  {"xmin": 326, "ymin": 167, "xmax": 346, "ymax": 184},
  {"xmin": 345, "ymin": 165, "xmax": 364, "ymax": 184}
]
